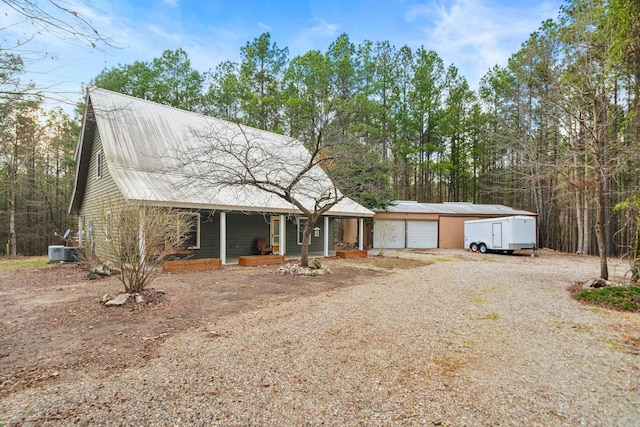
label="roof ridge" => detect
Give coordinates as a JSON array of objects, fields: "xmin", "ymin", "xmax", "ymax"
[{"xmin": 88, "ymin": 86, "xmax": 293, "ymax": 141}]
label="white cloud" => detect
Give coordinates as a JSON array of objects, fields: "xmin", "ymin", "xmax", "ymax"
[
  {"xmin": 147, "ymin": 24, "xmax": 182, "ymax": 42},
  {"xmin": 308, "ymin": 17, "xmax": 340, "ymax": 38},
  {"xmin": 257, "ymin": 22, "xmax": 272, "ymax": 31},
  {"xmin": 163, "ymin": 0, "xmax": 179, "ymax": 7},
  {"xmin": 288, "ymin": 17, "xmax": 340, "ymax": 56},
  {"xmin": 406, "ymin": 0, "xmax": 561, "ymax": 89}
]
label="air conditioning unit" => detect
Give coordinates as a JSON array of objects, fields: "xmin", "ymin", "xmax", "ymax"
[
  {"xmin": 62, "ymin": 246, "xmax": 80, "ymax": 263},
  {"xmin": 48, "ymin": 245, "xmax": 64, "ymax": 263}
]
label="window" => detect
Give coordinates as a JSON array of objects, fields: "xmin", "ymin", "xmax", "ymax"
[
  {"xmin": 297, "ymin": 217, "xmax": 309, "ymax": 245},
  {"xmin": 96, "ymin": 151, "xmax": 103, "ymax": 178},
  {"xmin": 180, "ymin": 212, "xmax": 200, "ymax": 249}
]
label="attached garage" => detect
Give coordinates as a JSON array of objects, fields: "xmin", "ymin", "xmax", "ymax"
[{"xmin": 372, "ymin": 201, "xmax": 536, "ymax": 250}]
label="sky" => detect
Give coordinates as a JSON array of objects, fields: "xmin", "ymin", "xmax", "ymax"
[{"xmin": 2, "ymin": 0, "xmax": 564, "ymax": 114}]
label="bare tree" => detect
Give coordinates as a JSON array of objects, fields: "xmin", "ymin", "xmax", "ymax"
[
  {"xmin": 1, "ymin": 0, "xmax": 115, "ymax": 102},
  {"xmin": 178, "ymin": 123, "xmax": 369, "ymax": 268},
  {"xmin": 99, "ymin": 202, "xmax": 194, "ymax": 293},
  {"xmin": 1, "ymin": 0, "xmax": 113, "ymax": 51}
]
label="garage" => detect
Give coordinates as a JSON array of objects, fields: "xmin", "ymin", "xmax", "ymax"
[
  {"xmin": 371, "ymin": 201, "xmax": 537, "ymax": 249},
  {"xmin": 373, "ymin": 220, "xmax": 405, "ymax": 248},
  {"xmin": 407, "ymin": 220, "xmax": 438, "ymax": 248}
]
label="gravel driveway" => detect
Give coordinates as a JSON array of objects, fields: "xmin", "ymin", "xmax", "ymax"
[{"xmin": 1, "ymin": 249, "xmax": 639, "ymax": 426}]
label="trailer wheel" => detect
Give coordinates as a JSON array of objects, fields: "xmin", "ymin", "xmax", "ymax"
[
  {"xmin": 470, "ymin": 243, "xmax": 478, "ymax": 252},
  {"xmin": 479, "ymin": 243, "xmax": 487, "ymax": 253}
]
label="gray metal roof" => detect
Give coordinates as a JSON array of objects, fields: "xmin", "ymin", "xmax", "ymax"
[
  {"xmin": 70, "ymin": 88, "xmax": 373, "ymax": 217},
  {"xmin": 378, "ymin": 201, "xmax": 536, "ymax": 216}
]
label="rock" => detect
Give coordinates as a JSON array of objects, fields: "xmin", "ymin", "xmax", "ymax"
[
  {"xmin": 135, "ymin": 295, "xmax": 144, "ymax": 304},
  {"xmin": 590, "ymin": 278, "xmax": 609, "ymax": 288},
  {"xmin": 100, "ymin": 293, "xmax": 113, "ymax": 303},
  {"xmin": 309, "ymin": 258, "xmax": 322, "ymax": 270},
  {"xmin": 88, "ymin": 263, "xmax": 119, "ymax": 280},
  {"xmin": 105, "ymin": 293, "xmax": 130, "ymax": 306},
  {"xmin": 276, "ymin": 263, "xmax": 328, "ymax": 276}
]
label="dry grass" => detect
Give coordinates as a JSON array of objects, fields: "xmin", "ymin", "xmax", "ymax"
[{"xmin": 371, "ymin": 257, "xmax": 433, "ymax": 269}]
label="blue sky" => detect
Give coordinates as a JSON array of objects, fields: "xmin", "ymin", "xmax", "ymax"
[{"xmin": 2, "ymin": 0, "xmax": 564, "ymax": 112}]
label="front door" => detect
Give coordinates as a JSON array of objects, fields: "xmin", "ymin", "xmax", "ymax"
[{"xmin": 270, "ymin": 217, "xmax": 280, "ymax": 253}]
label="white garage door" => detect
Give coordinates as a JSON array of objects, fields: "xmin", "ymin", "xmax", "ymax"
[
  {"xmin": 407, "ymin": 220, "xmax": 438, "ymax": 248},
  {"xmin": 373, "ymin": 220, "xmax": 405, "ymax": 249}
]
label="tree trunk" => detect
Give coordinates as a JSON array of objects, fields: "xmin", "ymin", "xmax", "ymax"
[
  {"xmin": 9, "ymin": 134, "xmax": 18, "ymax": 257},
  {"xmin": 594, "ymin": 179, "xmax": 608, "ymax": 279},
  {"xmin": 575, "ymin": 190, "xmax": 584, "ymax": 253},
  {"xmin": 300, "ymin": 216, "xmax": 318, "ymax": 268},
  {"xmin": 9, "ymin": 177, "xmax": 17, "ymax": 257}
]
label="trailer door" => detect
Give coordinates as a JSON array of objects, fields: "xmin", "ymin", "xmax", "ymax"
[{"xmin": 492, "ymin": 222, "xmax": 503, "ymax": 248}]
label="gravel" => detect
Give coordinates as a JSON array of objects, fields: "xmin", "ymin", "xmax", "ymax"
[{"xmin": 1, "ymin": 249, "xmax": 639, "ymax": 426}]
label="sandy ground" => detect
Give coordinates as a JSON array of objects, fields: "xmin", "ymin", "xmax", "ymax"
[{"xmin": 1, "ymin": 249, "xmax": 638, "ymax": 426}]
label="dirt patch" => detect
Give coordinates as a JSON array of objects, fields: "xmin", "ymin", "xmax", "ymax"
[{"xmin": 0, "ymin": 258, "xmax": 385, "ymax": 397}]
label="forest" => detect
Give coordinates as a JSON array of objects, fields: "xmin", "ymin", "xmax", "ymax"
[{"xmin": 1, "ymin": 0, "xmax": 639, "ymax": 269}]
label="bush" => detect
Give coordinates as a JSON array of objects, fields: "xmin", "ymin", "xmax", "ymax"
[{"xmin": 575, "ymin": 285, "xmax": 640, "ymax": 312}]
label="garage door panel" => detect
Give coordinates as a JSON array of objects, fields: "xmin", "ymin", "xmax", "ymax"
[
  {"xmin": 373, "ymin": 220, "xmax": 405, "ymax": 249},
  {"xmin": 407, "ymin": 220, "xmax": 438, "ymax": 248}
]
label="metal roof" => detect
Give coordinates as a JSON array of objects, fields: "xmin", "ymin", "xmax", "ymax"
[
  {"xmin": 378, "ymin": 201, "xmax": 536, "ymax": 216},
  {"xmin": 70, "ymin": 88, "xmax": 374, "ymax": 217}
]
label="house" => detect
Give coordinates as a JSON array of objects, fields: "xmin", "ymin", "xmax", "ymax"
[
  {"xmin": 68, "ymin": 88, "xmax": 374, "ymax": 264},
  {"xmin": 370, "ymin": 201, "xmax": 536, "ymax": 249}
]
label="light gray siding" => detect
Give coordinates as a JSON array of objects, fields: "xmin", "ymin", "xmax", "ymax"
[{"xmin": 78, "ymin": 128, "xmax": 125, "ymax": 261}]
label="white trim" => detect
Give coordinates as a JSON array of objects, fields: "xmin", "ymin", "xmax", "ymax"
[
  {"xmin": 270, "ymin": 216, "xmax": 280, "ymax": 248},
  {"xmin": 297, "ymin": 217, "xmax": 309, "ymax": 245},
  {"xmin": 358, "ymin": 218, "xmax": 364, "ymax": 250},
  {"xmin": 180, "ymin": 212, "xmax": 200, "ymax": 249}
]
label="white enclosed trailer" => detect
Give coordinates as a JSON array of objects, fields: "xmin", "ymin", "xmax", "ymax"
[{"xmin": 464, "ymin": 216, "xmax": 537, "ymax": 254}]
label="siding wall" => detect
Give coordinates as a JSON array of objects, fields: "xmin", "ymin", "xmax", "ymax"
[
  {"xmin": 78, "ymin": 128, "xmax": 125, "ymax": 261},
  {"xmin": 439, "ymin": 216, "xmax": 480, "ymax": 249},
  {"xmin": 190, "ymin": 212, "xmax": 334, "ymax": 260}
]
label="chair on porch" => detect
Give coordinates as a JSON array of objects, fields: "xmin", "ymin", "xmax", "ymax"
[{"xmin": 256, "ymin": 237, "xmax": 273, "ymax": 255}]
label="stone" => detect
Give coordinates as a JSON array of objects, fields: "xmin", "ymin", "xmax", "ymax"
[
  {"xmin": 88, "ymin": 263, "xmax": 119, "ymax": 280},
  {"xmin": 135, "ymin": 295, "xmax": 144, "ymax": 304},
  {"xmin": 590, "ymin": 278, "xmax": 609, "ymax": 288},
  {"xmin": 105, "ymin": 293, "xmax": 130, "ymax": 306},
  {"xmin": 309, "ymin": 258, "xmax": 322, "ymax": 270},
  {"xmin": 276, "ymin": 263, "xmax": 328, "ymax": 276}
]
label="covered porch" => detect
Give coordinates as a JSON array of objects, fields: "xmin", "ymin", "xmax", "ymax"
[{"xmin": 185, "ymin": 210, "xmax": 368, "ymax": 265}]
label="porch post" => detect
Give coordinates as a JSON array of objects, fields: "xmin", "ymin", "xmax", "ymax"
[
  {"xmin": 324, "ymin": 216, "xmax": 329, "ymax": 257},
  {"xmin": 279, "ymin": 214, "xmax": 286, "ymax": 255},
  {"xmin": 138, "ymin": 208, "xmax": 146, "ymax": 264},
  {"xmin": 358, "ymin": 217, "xmax": 364, "ymax": 250},
  {"xmin": 220, "ymin": 211, "xmax": 226, "ymax": 264}
]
